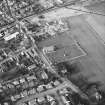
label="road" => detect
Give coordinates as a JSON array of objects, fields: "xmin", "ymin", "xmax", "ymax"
[{"xmin": 68, "ymin": 15, "xmax": 105, "ymax": 90}]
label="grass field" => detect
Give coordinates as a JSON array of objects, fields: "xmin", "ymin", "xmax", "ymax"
[{"xmin": 67, "ymin": 15, "xmax": 105, "ymax": 91}]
